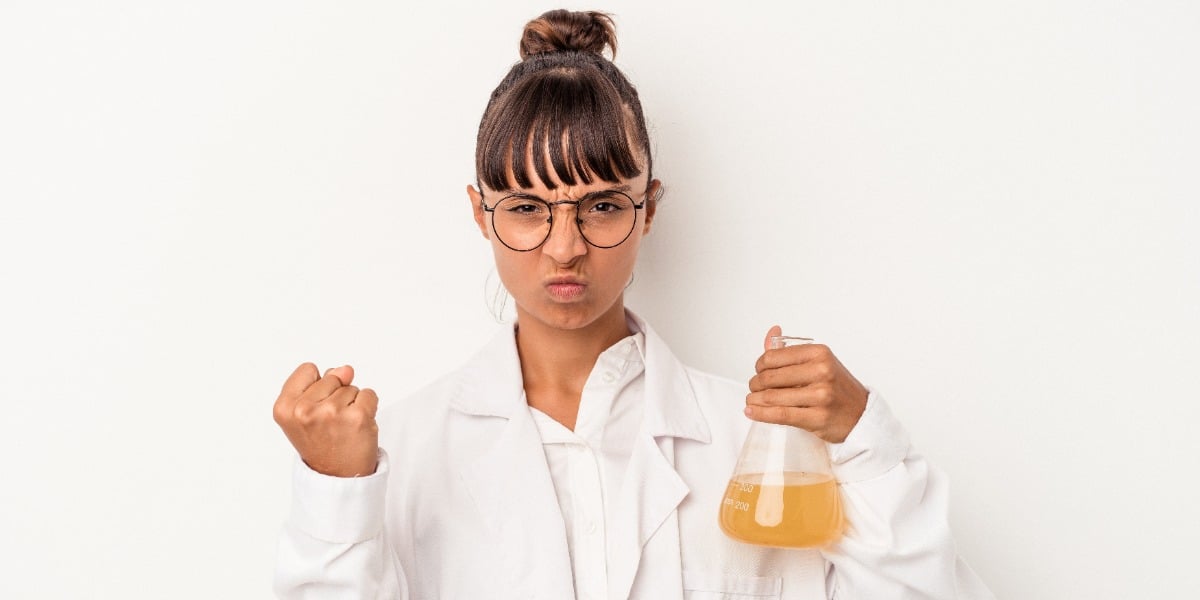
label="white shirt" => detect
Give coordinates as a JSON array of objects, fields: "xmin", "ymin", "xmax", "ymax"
[{"xmin": 527, "ymin": 331, "xmax": 646, "ymax": 600}]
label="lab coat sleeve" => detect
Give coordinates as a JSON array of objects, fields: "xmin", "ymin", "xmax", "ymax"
[
  {"xmin": 274, "ymin": 449, "xmax": 408, "ymax": 599},
  {"xmin": 820, "ymin": 391, "xmax": 995, "ymax": 600}
]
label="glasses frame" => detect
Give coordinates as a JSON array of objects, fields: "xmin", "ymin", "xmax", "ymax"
[{"xmin": 481, "ymin": 189, "xmax": 648, "ymax": 252}]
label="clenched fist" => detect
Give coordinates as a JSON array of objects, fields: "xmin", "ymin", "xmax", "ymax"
[
  {"xmin": 273, "ymin": 363, "xmax": 379, "ymax": 477},
  {"xmin": 745, "ymin": 325, "xmax": 869, "ymax": 444}
]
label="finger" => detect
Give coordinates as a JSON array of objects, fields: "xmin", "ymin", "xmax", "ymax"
[
  {"xmin": 746, "ymin": 384, "xmax": 833, "ymax": 409},
  {"xmin": 324, "ymin": 384, "xmax": 360, "ymax": 407},
  {"xmin": 763, "ymin": 325, "xmax": 782, "ymax": 351},
  {"xmin": 755, "ymin": 343, "xmax": 834, "ymax": 373},
  {"xmin": 744, "ymin": 404, "xmax": 825, "ymax": 432},
  {"xmin": 304, "ymin": 373, "xmax": 352, "ymax": 403},
  {"xmin": 749, "ymin": 361, "xmax": 836, "ymax": 392},
  {"xmin": 329, "ymin": 364, "xmax": 355, "ymax": 386},
  {"xmin": 355, "ymin": 388, "xmax": 379, "ymax": 417},
  {"xmin": 281, "ymin": 363, "xmax": 321, "ymax": 397}
]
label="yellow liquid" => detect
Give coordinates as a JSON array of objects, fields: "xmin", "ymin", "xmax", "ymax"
[{"xmin": 719, "ymin": 472, "xmax": 845, "ymax": 548}]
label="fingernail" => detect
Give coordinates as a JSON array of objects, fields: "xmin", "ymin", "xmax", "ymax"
[{"xmin": 744, "ymin": 406, "xmax": 753, "ymax": 417}]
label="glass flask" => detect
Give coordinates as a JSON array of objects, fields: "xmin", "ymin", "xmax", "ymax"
[{"xmin": 718, "ymin": 335, "xmax": 845, "ymax": 548}]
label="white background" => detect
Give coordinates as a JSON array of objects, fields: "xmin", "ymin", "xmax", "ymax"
[{"xmin": 2, "ymin": 1, "xmax": 1197, "ymax": 598}]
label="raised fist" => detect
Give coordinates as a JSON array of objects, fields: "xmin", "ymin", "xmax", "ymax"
[{"xmin": 273, "ymin": 363, "xmax": 379, "ymax": 477}]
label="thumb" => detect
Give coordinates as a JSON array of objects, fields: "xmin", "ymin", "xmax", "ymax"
[
  {"xmin": 763, "ymin": 325, "xmax": 783, "ymax": 352},
  {"xmin": 326, "ymin": 364, "xmax": 355, "ymax": 386}
]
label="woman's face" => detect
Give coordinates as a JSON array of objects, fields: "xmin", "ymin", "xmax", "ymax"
[{"xmin": 468, "ymin": 167, "xmax": 659, "ymax": 333}]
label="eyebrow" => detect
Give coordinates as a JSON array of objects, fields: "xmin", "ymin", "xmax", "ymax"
[{"xmin": 498, "ymin": 184, "xmax": 633, "ymax": 200}]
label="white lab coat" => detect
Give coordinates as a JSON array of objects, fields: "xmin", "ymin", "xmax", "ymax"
[{"xmin": 275, "ymin": 313, "xmax": 993, "ymax": 599}]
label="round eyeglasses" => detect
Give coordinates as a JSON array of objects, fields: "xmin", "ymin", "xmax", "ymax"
[{"xmin": 481, "ymin": 190, "xmax": 647, "ymax": 252}]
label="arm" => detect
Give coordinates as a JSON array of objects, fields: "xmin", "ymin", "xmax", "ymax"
[
  {"xmin": 271, "ymin": 364, "xmax": 408, "ymax": 599},
  {"xmin": 274, "ymin": 450, "xmax": 408, "ymax": 599},
  {"xmin": 745, "ymin": 332, "xmax": 993, "ymax": 599},
  {"xmin": 820, "ymin": 392, "xmax": 994, "ymax": 600}
]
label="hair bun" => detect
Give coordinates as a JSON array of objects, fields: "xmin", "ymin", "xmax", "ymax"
[{"xmin": 519, "ymin": 9, "xmax": 617, "ymax": 60}]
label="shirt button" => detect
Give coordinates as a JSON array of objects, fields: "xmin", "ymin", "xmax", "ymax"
[
  {"xmin": 602, "ymin": 371, "xmax": 616, "ymax": 383},
  {"xmin": 587, "ymin": 521, "xmax": 597, "ymax": 534}
]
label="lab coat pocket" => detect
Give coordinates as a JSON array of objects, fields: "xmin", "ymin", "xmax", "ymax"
[{"xmin": 682, "ymin": 570, "xmax": 783, "ymax": 599}]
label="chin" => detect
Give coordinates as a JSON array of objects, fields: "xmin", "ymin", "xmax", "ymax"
[
  {"xmin": 537, "ymin": 303, "xmax": 604, "ymax": 330},
  {"xmin": 519, "ymin": 294, "xmax": 623, "ymax": 332}
]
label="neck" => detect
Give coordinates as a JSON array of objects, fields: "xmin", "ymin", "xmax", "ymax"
[{"xmin": 514, "ymin": 300, "xmax": 632, "ymax": 428}]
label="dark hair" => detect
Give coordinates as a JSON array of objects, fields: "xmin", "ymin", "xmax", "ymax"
[{"xmin": 475, "ymin": 9, "xmax": 652, "ymax": 192}]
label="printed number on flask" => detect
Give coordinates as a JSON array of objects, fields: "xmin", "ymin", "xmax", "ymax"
[{"xmin": 723, "ymin": 481, "xmax": 756, "ymax": 512}]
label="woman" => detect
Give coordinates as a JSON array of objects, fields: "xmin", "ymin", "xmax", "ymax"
[{"xmin": 273, "ymin": 9, "xmax": 992, "ymax": 599}]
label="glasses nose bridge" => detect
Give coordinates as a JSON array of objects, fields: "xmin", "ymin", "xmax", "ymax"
[{"xmin": 545, "ymin": 199, "xmax": 585, "ymax": 236}]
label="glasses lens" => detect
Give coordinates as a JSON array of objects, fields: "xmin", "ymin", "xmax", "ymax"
[
  {"xmin": 492, "ymin": 197, "xmax": 551, "ymax": 251},
  {"xmin": 578, "ymin": 192, "xmax": 637, "ymax": 248}
]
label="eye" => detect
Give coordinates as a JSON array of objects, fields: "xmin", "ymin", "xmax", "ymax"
[
  {"xmin": 584, "ymin": 194, "xmax": 632, "ymax": 213},
  {"xmin": 498, "ymin": 198, "xmax": 548, "ymax": 216}
]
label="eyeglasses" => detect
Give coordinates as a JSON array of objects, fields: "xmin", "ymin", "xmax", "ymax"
[{"xmin": 481, "ymin": 189, "xmax": 647, "ymax": 252}]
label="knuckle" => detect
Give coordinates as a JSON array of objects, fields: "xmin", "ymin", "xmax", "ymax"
[
  {"xmin": 298, "ymin": 402, "xmax": 335, "ymax": 425},
  {"xmin": 815, "ymin": 383, "xmax": 834, "ymax": 404},
  {"xmin": 755, "ymin": 371, "xmax": 773, "ymax": 390},
  {"xmin": 318, "ymin": 401, "xmax": 338, "ymax": 418},
  {"xmin": 814, "ymin": 361, "xmax": 834, "ymax": 381},
  {"xmin": 760, "ymin": 389, "xmax": 776, "ymax": 405},
  {"xmin": 764, "ymin": 388, "xmax": 786, "ymax": 406},
  {"xmin": 772, "ymin": 406, "xmax": 793, "ymax": 425},
  {"xmin": 294, "ymin": 403, "xmax": 315, "ymax": 426},
  {"xmin": 344, "ymin": 408, "xmax": 368, "ymax": 428},
  {"xmin": 272, "ymin": 400, "xmax": 290, "ymax": 425}
]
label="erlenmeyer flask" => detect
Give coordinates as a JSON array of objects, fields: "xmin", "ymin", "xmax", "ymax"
[{"xmin": 719, "ymin": 335, "xmax": 845, "ymax": 548}]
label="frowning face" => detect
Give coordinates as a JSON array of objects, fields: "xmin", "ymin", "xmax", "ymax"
[{"xmin": 468, "ymin": 169, "xmax": 659, "ymax": 334}]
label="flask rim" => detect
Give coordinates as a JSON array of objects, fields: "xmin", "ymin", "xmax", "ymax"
[{"xmin": 769, "ymin": 335, "xmax": 815, "ymax": 348}]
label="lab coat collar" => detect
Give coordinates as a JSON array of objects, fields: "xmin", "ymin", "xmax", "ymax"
[
  {"xmin": 448, "ymin": 309, "xmax": 712, "ymax": 445},
  {"xmin": 627, "ymin": 310, "xmax": 712, "ymax": 444}
]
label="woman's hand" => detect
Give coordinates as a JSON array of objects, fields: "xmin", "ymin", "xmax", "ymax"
[
  {"xmin": 745, "ymin": 325, "xmax": 868, "ymax": 443},
  {"xmin": 273, "ymin": 363, "xmax": 380, "ymax": 477}
]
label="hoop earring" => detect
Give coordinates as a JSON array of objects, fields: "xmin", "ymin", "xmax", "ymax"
[
  {"xmin": 626, "ymin": 271, "xmax": 636, "ymax": 290},
  {"xmin": 484, "ymin": 268, "xmax": 511, "ymax": 323}
]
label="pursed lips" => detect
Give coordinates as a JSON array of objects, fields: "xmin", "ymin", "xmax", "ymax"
[{"xmin": 545, "ymin": 276, "xmax": 586, "ymax": 301}]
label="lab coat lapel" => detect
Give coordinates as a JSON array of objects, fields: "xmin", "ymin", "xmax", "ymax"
[
  {"xmin": 453, "ymin": 326, "xmax": 575, "ymax": 599},
  {"xmin": 608, "ymin": 433, "xmax": 689, "ymax": 600},
  {"xmin": 608, "ymin": 313, "xmax": 713, "ymax": 599}
]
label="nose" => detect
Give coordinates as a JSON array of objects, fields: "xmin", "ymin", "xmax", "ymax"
[{"xmin": 540, "ymin": 203, "xmax": 588, "ymax": 263}]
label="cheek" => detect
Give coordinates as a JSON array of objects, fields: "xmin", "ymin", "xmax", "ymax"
[{"xmin": 490, "ymin": 240, "xmax": 533, "ymax": 291}]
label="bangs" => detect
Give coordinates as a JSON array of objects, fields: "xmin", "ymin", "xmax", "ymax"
[{"xmin": 477, "ymin": 67, "xmax": 643, "ymax": 191}]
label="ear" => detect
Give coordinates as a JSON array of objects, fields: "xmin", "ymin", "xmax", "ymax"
[
  {"xmin": 641, "ymin": 179, "xmax": 661, "ymax": 235},
  {"xmin": 467, "ymin": 184, "xmax": 490, "ymax": 239}
]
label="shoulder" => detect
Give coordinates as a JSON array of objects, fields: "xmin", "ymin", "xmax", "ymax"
[
  {"xmin": 682, "ymin": 365, "xmax": 746, "ymax": 406},
  {"xmin": 375, "ymin": 369, "xmax": 462, "ymax": 444}
]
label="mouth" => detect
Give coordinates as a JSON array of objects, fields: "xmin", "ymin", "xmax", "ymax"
[{"xmin": 545, "ymin": 277, "xmax": 587, "ymax": 301}]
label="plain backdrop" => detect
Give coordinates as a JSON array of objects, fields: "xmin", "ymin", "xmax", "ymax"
[{"xmin": 2, "ymin": 1, "xmax": 1198, "ymax": 598}]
